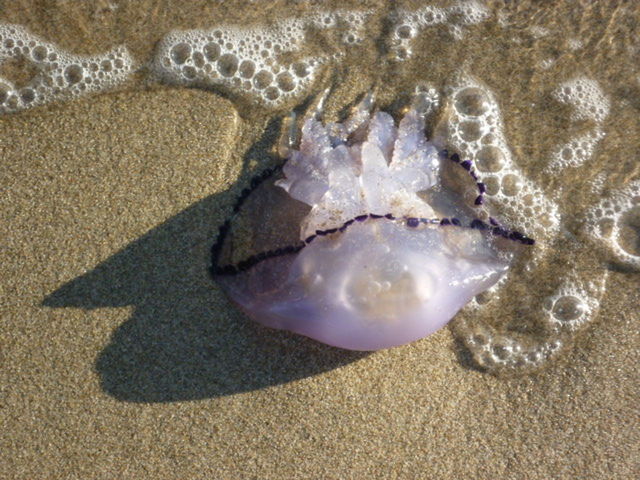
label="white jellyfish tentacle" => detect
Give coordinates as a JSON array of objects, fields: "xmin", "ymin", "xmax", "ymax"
[
  {"xmin": 342, "ymin": 91, "xmax": 376, "ymax": 137},
  {"xmin": 277, "ymin": 111, "xmax": 298, "ymax": 159},
  {"xmin": 312, "ymin": 87, "xmax": 331, "ymax": 121}
]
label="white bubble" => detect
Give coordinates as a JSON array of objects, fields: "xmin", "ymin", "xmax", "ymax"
[
  {"xmin": 150, "ymin": 9, "xmax": 372, "ymax": 106},
  {"xmin": 538, "ymin": 58, "xmax": 555, "ymax": 70},
  {"xmin": 585, "ymin": 180, "xmax": 640, "ymax": 267},
  {"xmin": 439, "ymin": 73, "xmax": 560, "ymax": 245},
  {"xmin": 547, "ymin": 127, "xmax": 605, "ymax": 171},
  {"xmin": 390, "ymin": 1, "xmax": 489, "ymax": 61},
  {"xmin": 543, "ymin": 272, "xmax": 608, "ymax": 330},
  {"xmin": 545, "ymin": 78, "xmax": 609, "ymax": 172},
  {"xmin": 553, "ymin": 77, "xmax": 610, "ymax": 123},
  {"xmin": 567, "ymin": 38, "xmax": 583, "ymax": 51},
  {"xmin": 0, "ymin": 23, "xmax": 133, "ymax": 114},
  {"xmin": 458, "ymin": 319, "xmax": 565, "ymax": 371},
  {"xmin": 151, "ymin": 15, "xmax": 340, "ymax": 106}
]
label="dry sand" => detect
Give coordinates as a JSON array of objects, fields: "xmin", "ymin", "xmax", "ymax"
[{"xmin": 1, "ymin": 1, "xmax": 639, "ymax": 479}]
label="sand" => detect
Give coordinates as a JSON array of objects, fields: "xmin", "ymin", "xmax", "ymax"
[{"xmin": 1, "ymin": 1, "xmax": 639, "ymax": 479}]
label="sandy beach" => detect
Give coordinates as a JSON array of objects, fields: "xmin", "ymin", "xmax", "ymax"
[{"xmin": 1, "ymin": 1, "xmax": 639, "ymax": 478}]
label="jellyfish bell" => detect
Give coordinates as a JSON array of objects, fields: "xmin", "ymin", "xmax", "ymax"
[{"xmin": 211, "ymin": 92, "xmax": 530, "ymax": 351}]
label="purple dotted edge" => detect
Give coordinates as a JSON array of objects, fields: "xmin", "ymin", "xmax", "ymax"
[{"xmin": 211, "ymin": 151, "xmax": 535, "ymax": 277}]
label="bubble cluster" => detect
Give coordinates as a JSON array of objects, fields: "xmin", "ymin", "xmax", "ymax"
[
  {"xmin": 335, "ymin": 10, "xmax": 370, "ymax": 45},
  {"xmin": 586, "ymin": 180, "xmax": 640, "ymax": 267},
  {"xmin": 152, "ymin": 11, "xmax": 370, "ymax": 106},
  {"xmin": 543, "ymin": 271, "xmax": 608, "ymax": 331},
  {"xmin": 567, "ymin": 38, "xmax": 583, "ymax": 51},
  {"xmin": 546, "ymin": 78, "xmax": 610, "ymax": 171},
  {"xmin": 438, "ymin": 74, "xmax": 560, "ymax": 243},
  {"xmin": 548, "ymin": 129, "xmax": 605, "ymax": 171},
  {"xmin": 0, "ymin": 23, "xmax": 133, "ymax": 114},
  {"xmin": 390, "ymin": 1, "xmax": 489, "ymax": 60},
  {"xmin": 411, "ymin": 83, "xmax": 440, "ymax": 118},
  {"xmin": 538, "ymin": 58, "xmax": 556, "ymax": 70},
  {"xmin": 460, "ymin": 321, "xmax": 564, "ymax": 371},
  {"xmin": 459, "ymin": 256, "xmax": 609, "ymax": 373},
  {"xmin": 438, "ymin": 75, "xmax": 613, "ymax": 373},
  {"xmin": 553, "ymin": 77, "xmax": 610, "ymax": 123},
  {"xmin": 528, "ymin": 26, "xmax": 550, "ymax": 39}
]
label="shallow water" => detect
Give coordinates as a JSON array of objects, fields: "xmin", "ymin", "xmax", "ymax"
[{"xmin": 1, "ymin": 1, "xmax": 639, "ymax": 478}]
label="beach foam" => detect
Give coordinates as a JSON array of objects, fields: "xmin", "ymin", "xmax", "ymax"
[
  {"xmin": 437, "ymin": 74, "xmax": 560, "ymax": 244},
  {"xmin": 586, "ymin": 179, "xmax": 640, "ymax": 267},
  {"xmin": 390, "ymin": 1, "xmax": 489, "ymax": 60},
  {"xmin": 0, "ymin": 24, "xmax": 133, "ymax": 113},
  {"xmin": 546, "ymin": 78, "xmax": 610, "ymax": 171},
  {"xmin": 152, "ymin": 10, "xmax": 370, "ymax": 106},
  {"xmin": 461, "ymin": 321, "xmax": 564, "ymax": 370},
  {"xmin": 543, "ymin": 272, "xmax": 609, "ymax": 331},
  {"xmin": 435, "ymin": 75, "xmax": 613, "ymax": 373}
]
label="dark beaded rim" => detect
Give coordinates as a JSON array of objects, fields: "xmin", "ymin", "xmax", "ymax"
[{"xmin": 210, "ymin": 150, "xmax": 534, "ymax": 277}]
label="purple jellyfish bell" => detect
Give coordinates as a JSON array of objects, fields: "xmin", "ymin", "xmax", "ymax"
[{"xmin": 212, "ymin": 94, "xmax": 518, "ymax": 351}]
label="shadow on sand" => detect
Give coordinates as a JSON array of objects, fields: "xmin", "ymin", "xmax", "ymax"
[{"xmin": 42, "ymin": 118, "xmax": 367, "ymax": 403}]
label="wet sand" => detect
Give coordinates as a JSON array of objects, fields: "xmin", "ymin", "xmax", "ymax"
[
  {"xmin": 1, "ymin": 1, "xmax": 639, "ymax": 479},
  {"xmin": 0, "ymin": 82, "xmax": 637, "ymax": 480}
]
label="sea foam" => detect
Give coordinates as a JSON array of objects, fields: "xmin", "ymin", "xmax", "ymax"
[{"xmin": 0, "ymin": 24, "xmax": 134, "ymax": 114}]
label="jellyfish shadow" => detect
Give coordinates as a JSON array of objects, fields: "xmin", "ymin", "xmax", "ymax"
[{"xmin": 42, "ymin": 118, "xmax": 367, "ymax": 403}]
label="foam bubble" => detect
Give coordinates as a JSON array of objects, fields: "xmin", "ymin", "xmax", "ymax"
[
  {"xmin": 460, "ymin": 256, "xmax": 608, "ymax": 373},
  {"xmin": 333, "ymin": 10, "xmax": 370, "ymax": 45},
  {"xmin": 528, "ymin": 26, "xmax": 550, "ymax": 39},
  {"xmin": 390, "ymin": 1, "xmax": 489, "ymax": 60},
  {"xmin": 546, "ymin": 78, "xmax": 609, "ymax": 171},
  {"xmin": 152, "ymin": 10, "xmax": 371, "ymax": 106},
  {"xmin": 567, "ymin": 38, "xmax": 583, "ymax": 51},
  {"xmin": 553, "ymin": 77, "xmax": 610, "ymax": 123},
  {"xmin": 542, "ymin": 271, "xmax": 608, "ymax": 331},
  {"xmin": 538, "ymin": 58, "xmax": 555, "ymax": 70},
  {"xmin": 439, "ymin": 74, "xmax": 612, "ymax": 373},
  {"xmin": 585, "ymin": 180, "xmax": 640, "ymax": 267},
  {"xmin": 460, "ymin": 320, "xmax": 564, "ymax": 371},
  {"xmin": 437, "ymin": 74, "xmax": 560, "ymax": 244},
  {"xmin": 590, "ymin": 171, "xmax": 608, "ymax": 195},
  {"xmin": 0, "ymin": 23, "xmax": 133, "ymax": 114},
  {"xmin": 547, "ymin": 128, "xmax": 605, "ymax": 170}
]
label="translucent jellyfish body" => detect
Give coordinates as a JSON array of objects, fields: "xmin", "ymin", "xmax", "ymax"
[{"xmin": 212, "ymin": 99, "xmax": 530, "ymax": 350}]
